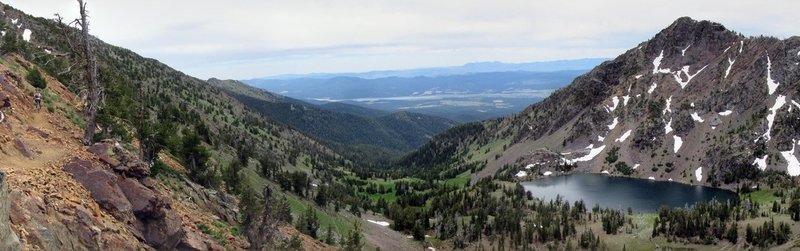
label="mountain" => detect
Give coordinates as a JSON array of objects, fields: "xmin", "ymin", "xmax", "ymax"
[
  {"xmin": 0, "ymin": 3, "xmax": 421, "ymax": 251},
  {"xmin": 252, "ymin": 58, "xmax": 607, "ymax": 80},
  {"xmin": 208, "ymin": 78, "xmax": 458, "ymax": 161},
  {"xmin": 398, "ymin": 17, "xmax": 800, "ymax": 188},
  {"xmin": 244, "ymin": 70, "xmax": 586, "ymax": 121},
  {"xmin": 317, "ymin": 102, "xmax": 390, "ymax": 118}
]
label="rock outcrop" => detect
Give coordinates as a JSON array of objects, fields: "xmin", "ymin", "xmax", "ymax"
[
  {"xmin": 0, "ymin": 171, "xmax": 20, "ymax": 251},
  {"xmin": 64, "ymin": 141, "xmax": 185, "ymax": 249}
]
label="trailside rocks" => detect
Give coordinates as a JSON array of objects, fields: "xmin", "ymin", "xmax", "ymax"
[
  {"xmin": 0, "ymin": 171, "xmax": 20, "ymax": 251},
  {"xmin": 63, "ymin": 141, "xmax": 186, "ymax": 249}
]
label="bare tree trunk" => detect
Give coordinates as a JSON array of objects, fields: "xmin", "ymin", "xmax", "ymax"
[{"xmin": 78, "ymin": 0, "xmax": 101, "ymax": 146}]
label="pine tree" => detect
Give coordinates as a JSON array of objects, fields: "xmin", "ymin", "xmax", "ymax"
[
  {"xmin": 324, "ymin": 225, "xmax": 336, "ymax": 245},
  {"xmin": 342, "ymin": 222, "xmax": 364, "ymax": 251},
  {"xmin": 296, "ymin": 205, "xmax": 319, "ymax": 238}
]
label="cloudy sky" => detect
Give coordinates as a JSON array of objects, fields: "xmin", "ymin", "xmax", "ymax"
[{"xmin": 6, "ymin": 0, "xmax": 799, "ymax": 79}]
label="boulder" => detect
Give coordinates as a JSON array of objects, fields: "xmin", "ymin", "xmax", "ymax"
[
  {"xmin": 63, "ymin": 159, "xmax": 132, "ymax": 216},
  {"xmin": 26, "ymin": 126, "xmax": 49, "ymax": 139},
  {"xmin": 13, "ymin": 138, "xmax": 33, "ymax": 159},
  {"xmin": 0, "ymin": 171, "xmax": 20, "ymax": 251},
  {"xmin": 177, "ymin": 230, "xmax": 208, "ymax": 251},
  {"xmin": 100, "ymin": 155, "xmax": 121, "ymax": 168},
  {"xmin": 141, "ymin": 209, "xmax": 184, "ymax": 250},
  {"xmin": 64, "ymin": 155, "xmax": 185, "ymax": 249},
  {"xmin": 117, "ymin": 178, "xmax": 158, "ymax": 219}
]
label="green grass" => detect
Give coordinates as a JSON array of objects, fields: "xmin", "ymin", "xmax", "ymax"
[
  {"xmin": 442, "ymin": 172, "xmax": 470, "ymax": 187},
  {"xmin": 744, "ymin": 189, "xmax": 777, "ymax": 204},
  {"xmin": 468, "ymin": 138, "xmax": 510, "ymax": 162},
  {"xmin": 197, "ymin": 222, "xmax": 227, "ymax": 245}
]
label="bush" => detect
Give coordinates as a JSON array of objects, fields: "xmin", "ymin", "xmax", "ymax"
[
  {"xmin": 26, "ymin": 68, "xmax": 47, "ymax": 89},
  {"xmin": 615, "ymin": 162, "xmax": 634, "ymax": 175}
]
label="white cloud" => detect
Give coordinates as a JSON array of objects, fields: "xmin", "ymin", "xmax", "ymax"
[{"xmin": 5, "ymin": 0, "xmax": 800, "ymax": 79}]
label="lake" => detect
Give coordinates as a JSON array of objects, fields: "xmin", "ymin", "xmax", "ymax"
[{"xmin": 520, "ymin": 173, "xmax": 738, "ymax": 213}]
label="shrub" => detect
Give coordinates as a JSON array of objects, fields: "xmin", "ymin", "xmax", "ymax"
[{"xmin": 26, "ymin": 68, "xmax": 47, "ymax": 89}]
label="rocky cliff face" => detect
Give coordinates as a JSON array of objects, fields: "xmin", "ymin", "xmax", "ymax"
[
  {"xmin": 0, "ymin": 171, "xmax": 20, "ymax": 251},
  {"xmin": 406, "ymin": 17, "xmax": 800, "ymax": 187}
]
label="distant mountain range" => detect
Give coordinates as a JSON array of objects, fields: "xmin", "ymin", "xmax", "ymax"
[
  {"xmin": 249, "ymin": 58, "xmax": 608, "ymax": 80},
  {"xmin": 244, "ymin": 70, "xmax": 592, "ymax": 121}
]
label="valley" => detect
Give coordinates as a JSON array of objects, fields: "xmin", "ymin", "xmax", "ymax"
[
  {"xmin": 0, "ymin": 1, "xmax": 798, "ymax": 250},
  {"xmin": 245, "ymin": 69, "xmax": 593, "ymax": 122}
]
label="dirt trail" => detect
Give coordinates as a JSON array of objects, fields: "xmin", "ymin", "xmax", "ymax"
[{"xmin": 0, "ymin": 63, "xmax": 144, "ymax": 250}]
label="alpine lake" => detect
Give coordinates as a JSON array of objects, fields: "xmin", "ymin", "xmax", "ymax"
[{"xmin": 521, "ymin": 173, "xmax": 738, "ymax": 213}]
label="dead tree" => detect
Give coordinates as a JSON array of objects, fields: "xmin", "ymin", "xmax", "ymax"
[{"xmin": 76, "ymin": 0, "xmax": 101, "ymax": 145}]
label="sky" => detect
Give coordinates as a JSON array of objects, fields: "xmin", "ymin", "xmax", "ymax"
[{"xmin": 5, "ymin": 0, "xmax": 799, "ymax": 79}]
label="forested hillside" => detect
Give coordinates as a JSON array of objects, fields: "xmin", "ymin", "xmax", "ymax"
[{"xmin": 208, "ymin": 78, "xmax": 457, "ymax": 163}]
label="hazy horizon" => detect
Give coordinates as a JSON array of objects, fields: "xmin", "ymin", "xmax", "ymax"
[{"xmin": 7, "ymin": 0, "xmax": 799, "ymax": 79}]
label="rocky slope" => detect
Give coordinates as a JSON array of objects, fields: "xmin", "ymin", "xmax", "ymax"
[
  {"xmin": 0, "ymin": 3, "xmax": 334, "ymax": 250},
  {"xmin": 400, "ymin": 17, "xmax": 800, "ymax": 188}
]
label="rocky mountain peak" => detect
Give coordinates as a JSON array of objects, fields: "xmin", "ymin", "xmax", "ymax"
[{"xmin": 645, "ymin": 17, "xmax": 740, "ymax": 60}]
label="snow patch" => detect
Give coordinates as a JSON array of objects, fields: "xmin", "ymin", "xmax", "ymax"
[
  {"xmin": 525, "ymin": 164, "xmax": 535, "ymax": 169},
  {"xmin": 722, "ymin": 46, "xmax": 731, "ymax": 54},
  {"xmin": 681, "ymin": 44, "xmax": 691, "ymax": 56},
  {"xmin": 607, "ymin": 96, "xmax": 619, "ymax": 112},
  {"xmin": 780, "ymin": 140, "xmax": 800, "ymax": 176},
  {"xmin": 585, "ymin": 144, "xmax": 594, "ymax": 149},
  {"xmin": 569, "ymin": 145, "xmax": 606, "ymax": 163},
  {"xmin": 44, "ymin": 49, "xmax": 51, "ymax": 54},
  {"xmin": 10, "ymin": 18, "xmax": 17, "ymax": 25},
  {"xmin": 601, "ymin": 170, "xmax": 610, "ymax": 174},
  {"xmin": 672, "ymin": 65, "xmax": 708, "ymax": 89},
  {"xmin": 766, "ymin": 56, "xmax": 780, "ymax": 95},
  {"xmin": 691, "ymin": 112, "xmax": 704, "ymax": 123},
  {"xmin": 608, "ymin": 117, "xmax": 619, "ymax": 130},
  {"xmin": 663, "ymin": 96, "xmax": 672, "ymax": 115},
  {"xmin": 664, "ymin": 117, "xmax": 673, "ymax": 135},
  {"xmin": 635, "ymin": 75, "xmax": 643, "ymax": 79},
  {"xmin": 760, "ymin": 95, "xmax": 786, "ymax": 142},
  {"xmin": 515, "ymin": 171, "xmax": 527, "ymax": 178},
  {"xmin": 632, "ymin": 164, "xmax": 640, "ymax": 169},
  {"xmin": 792, "ymin": 100, "xmax": 800, "ymax": 110},
  {"xmin": 695, "ymin": 167, "xmax": 703, "ymax": 182},
  {"xmin": 673, "ymin": 135, "xmax": 683, "ymax": 153},
  {"xmin": 725, "ymin": 58, "xmax": 735, "ymax": 79},
  {"xmin": 543, "ymin": 171, "xmax": 553, "ymax": 176},
  {"xmin": 622, "ymin": 95, "xmax": 630, "ymax": 106},
  {"xmin": 367, "ymin": 220, "xmax": 391, "ymax": 227},
  {"xmin": 22, "ymin": 29, "xmax": 31, "ymax": 42},
  {"xmin": 648, "ymin": 82, "xmax": 658, "ymax": 94},
  {"xmin": 652, "ymin": 50, "xmax": 665, "ymax": 74},
  {"xmin": 690, "ymin": 102, "xmax": 695, "ymax": 107},
  {"xmin": 615, "ymin": 129, "xmax": 632, "ymax": 143},
  {"xmin": 739, "ymin": 41, "xmax": 744, "ymax": 53},
  {"xmin": 718, "ymin": 110, "xmax": 733, "ymax": 116},
  {"xmin": 597, "ymin": 135, "xmax": 605, "ymax": 142},
  {"xmin": 668, "ymin": 178, "xmax": 673, "ymax": 182},
  {"xmin": 648, "ymin": 177, "xmax": 655, "ymax": 180},
  {"xmin": 753, "ymin": 155, "xmax": 768, "ymax": 171}
]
